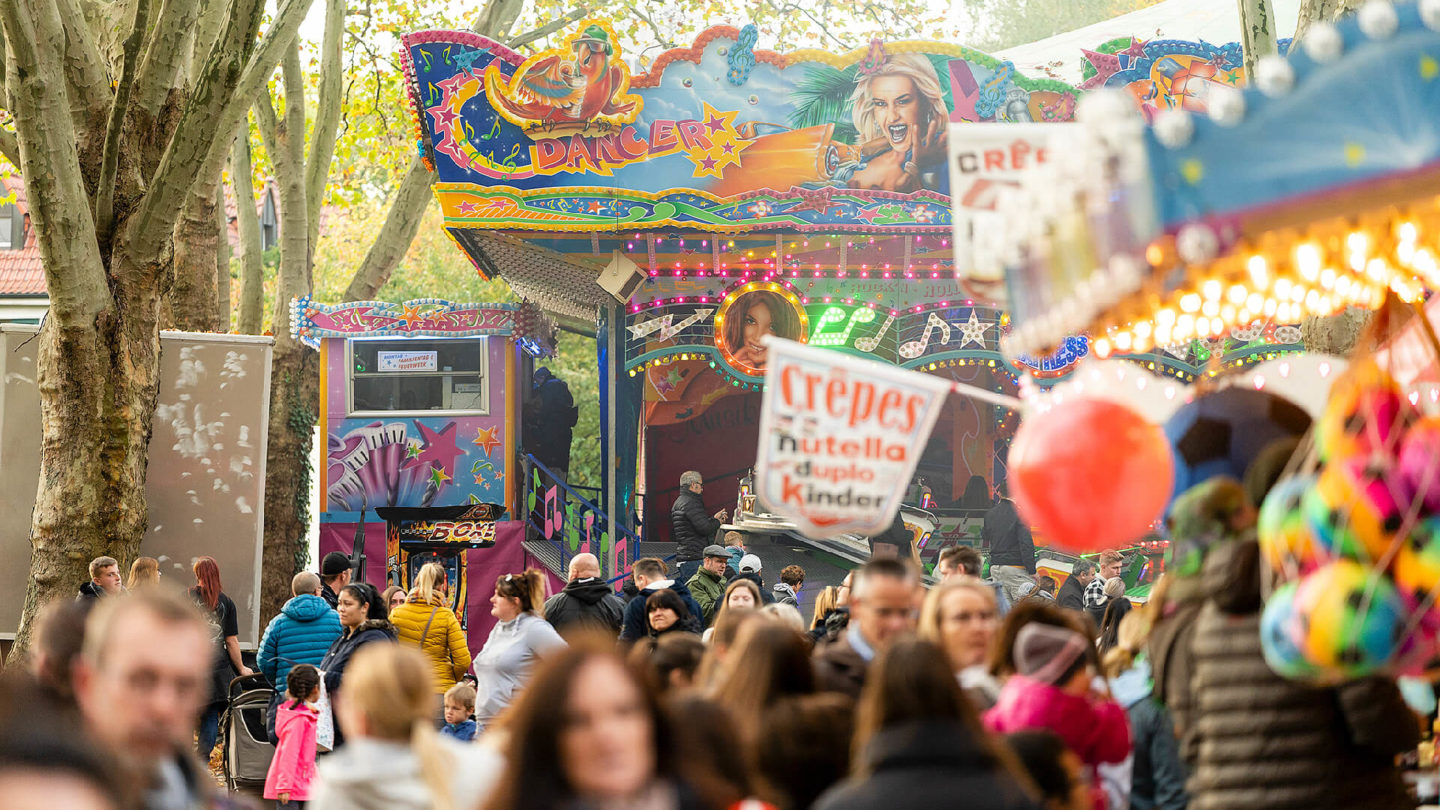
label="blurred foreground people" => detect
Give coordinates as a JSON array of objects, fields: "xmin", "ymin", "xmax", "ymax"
[
  {"xmin": 312, "ymin": 645, "xmax": 501, "ymax": 810},
  {"xmin": 919, "ymin": 577, "xmax": 1002, "ymax": 709},
  {"xmin": 0, "ymin": 673, "xmax": 126, "ymax": 810},
  {"xmin": 813, "ymin": 560, "xmax": 919, "ymax": 697},
  {"xmin": 814, "ymin": 637, "xmax": 1039, "ymax": 810},
  {"xmin": 482, "ymin": 642, "xmax": 736, "ymax": 810},
  {"xmin": 1007, "ymin": 731, "xmax": 1093, "ymax": 810},
  {"xmin": 127, "ymin": 557, "xmax": 161, "ymax": 591},
  {"xmin": 73, "ymin": 588, "xmax": 218, "ymax": 809}
]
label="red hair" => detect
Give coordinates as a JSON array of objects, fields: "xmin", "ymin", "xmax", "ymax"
[{"xmin": 193, "ymin": 556, "xmax": 222, "ymax": 611}]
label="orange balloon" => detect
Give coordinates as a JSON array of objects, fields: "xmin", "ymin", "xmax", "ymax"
[{"xmin": 1010, "ymin": 398, "xmax": 1175, "ymax": 552}]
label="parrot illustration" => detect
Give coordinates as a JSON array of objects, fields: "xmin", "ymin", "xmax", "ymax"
[{"xmin": 484, "ymin": 25, "xmax": 637, "ymax": 125}]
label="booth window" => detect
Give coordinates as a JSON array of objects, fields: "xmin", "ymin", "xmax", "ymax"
[{"xmin": 348, "ymin": 337, "xmax": 488, "ymax": 415}]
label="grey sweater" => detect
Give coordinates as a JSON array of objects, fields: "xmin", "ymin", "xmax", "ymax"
[{"xmin": 472, "ymin": 611, "xmax": 566, "ymax": 727}]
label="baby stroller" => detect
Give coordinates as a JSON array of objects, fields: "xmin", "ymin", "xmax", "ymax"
[{"xmin": 219, "ymin": 672, "xmax": 275, "ymax": 792}]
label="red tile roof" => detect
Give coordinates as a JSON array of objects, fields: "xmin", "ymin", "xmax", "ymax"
[{"xmin": 0, "ymin": 176, "xmax": 42, "ymax": 296}]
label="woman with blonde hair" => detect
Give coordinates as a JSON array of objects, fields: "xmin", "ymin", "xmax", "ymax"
[
  {"xmin": 473, "ymin": 569, "xmax": 566, "ymax": 731},
  {"xmin": 919, "ymin": 578, "xmax": 1003, "ymax": 709},
  {"xmin": 126, "ymin": 557, "xmax": 160, "ymax": 591},
  {"xmin": 312, "ymin": 644, "xmax": 502, "ymax": 810},
  {"xmin": 846, "ymin": 52, "xmax": 948, "ymax": 193},
  {"xmin": 389, "ymin": 562, "xmax": 472, "ymax": 699}
]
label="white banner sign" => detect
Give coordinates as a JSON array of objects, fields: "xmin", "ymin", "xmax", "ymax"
[
  {"xmin": 948, "ymin": 123, "xmax": 1075, "ymax": 281},
  {"xmin": 755, "ymin": 337, "xmax": 951, "ymax": 538},
  {"xmin": 377, "ymin": 350, "xmax": 438, "ymax": 372}
]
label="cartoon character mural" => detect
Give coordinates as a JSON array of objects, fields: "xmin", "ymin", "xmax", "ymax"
[
  {"xmin": 482, "ymin": 21, "xmax": 641, "ymax": 134},
  {"xmin": 1079, "ymin": 37, "xmax": 1289, "ymax": 121}
]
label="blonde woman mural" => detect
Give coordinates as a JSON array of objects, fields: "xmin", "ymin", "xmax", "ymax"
[{"xmin": 847, "ymin": 51, "xmax": 949, "ymax": 193}]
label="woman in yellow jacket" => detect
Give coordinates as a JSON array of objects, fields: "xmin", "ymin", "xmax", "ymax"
[{"xmin": 390, "ymin": 562, "xmax": 473, "ymax": 701}]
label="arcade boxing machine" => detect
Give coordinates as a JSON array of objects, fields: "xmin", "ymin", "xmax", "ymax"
[{"xmin": 375, "ymin": 503, "xmax": 503, "ymax": 628}]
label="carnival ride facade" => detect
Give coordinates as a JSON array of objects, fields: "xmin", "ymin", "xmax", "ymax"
[{"xmin": 391, "ymin": 18, "xmax": 1312, "ymax": 584}]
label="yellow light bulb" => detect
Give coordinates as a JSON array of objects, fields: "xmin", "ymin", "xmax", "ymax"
[
  {"xmin": 1134, "ymin": 321, "xmax": 1152, "ymax": 339},
  {"xmin": 1115, "ymin": 332, "xmax": 1133, "ymax": 352},
  {"xmin": 1094, "ymin": 338, "xmax": 1113, "ymax": 358},
  {"xmin": 1296, "ymin": 243, "xmax": 1322, "ymax": 281},
  {"xmin": 1202, "ymin": 300, "xmax": 1219, "ymax": 318},
  {"xmin": 1203, "ymin": 279, "xmax": 1222, "ymax": 300},
  {"xmin": 1246, "ymin": 293, "xmax": 1264, "ymax": 312},
  {"xmin": 1227, "ymin": 284, "xmax": 1247, "ymax": 305},
  {"xmin": 1156, "ymin": 308, "xmax": 1177, "ymax": 326},
  {"xmin": 1274, "ymin": 278, "xmax": 1293, "ymax": 298},
  {"xmin": 1319, "ymin": 268, "xmax": 1336, "ymax": 289},
  {"xmin": 1180, "ymin": 293, "xmax": 1201, "ymax": 313},
  {"xmin": 1247, "ymin": 255, "xmax": 1269, "ymax": 289},
  {"xmin": 1155, "ymin": 323, "xmax": 1173, "ymax": 345},
  {"xmin": 1263, "ymin": 298, "xmax": 1278, "ymax": 317},
  {"xmin": 1221, "ymin": 304, "xmax": 1237, "ymax": 324}
]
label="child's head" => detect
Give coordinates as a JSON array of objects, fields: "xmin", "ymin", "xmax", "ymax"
[
  {"xmin": 1012, "ymin": 623, "xmax": 1091, "ymax": 695},
  {"xmin": 287, "ymin": 664, "xmax": 320, "ymax": 707},
  {"xmin": 444, "ymin": 682, "xmax": 476, "ymax": 726},
  {"xmin": 1005, "ymin": 730, "xmax": 1091, "ymax": 810}
]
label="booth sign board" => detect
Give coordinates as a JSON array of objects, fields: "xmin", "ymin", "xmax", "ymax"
[{"xmin": 0, "ymin": 326, "xmax": 273, "ymax": 645}]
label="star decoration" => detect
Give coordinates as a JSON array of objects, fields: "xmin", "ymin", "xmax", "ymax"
[
  {"xmin": 452, "ymin": 47, "xmax": 489, "ymax": 73},
  {"xmin": 428, "ymin": 104, "xmax": 462, "ymax": 129},
  {"xmin": 398, "ymin": 304, "xmax": 425, "ymax": 328},
  {"xmin": 958, "ymin": 310, "xmax": 992, "ymax": 348},
  {"xmin": 429, "ymin": 466, "xmax": 452, "ymax": 488},
  {"xmin": 472, "ymin": 426, "xmax": 502, "ymax": 456},
  {"xmin": 1121, "ymin": 38, "xmax": 1147, "ymax": 59},
  {"xmin": 474, "ymin": 473, "xmax": 487, "ymax": 486},
  {"xmin": 587, "ymin": 201, "xmax": 606, "ymax": 213},
  {"xmin": 404, "ymin": 421, "xmax": 464, "ymax": 474},
  {"xmin": 456, "ymin": 199, "xmax": 480, "ymax": 215},
  {"xmin": 406, "ymin": 441, "xmax": 423, "ymax": 460},
  {"xmin": 855, "ymin": 206, "xmax": 883, "ymax": 224},
  {"xmin": 703, "ymin": 111, "xmax": 727, "ymax": 134},
  {"xmin": 436, "ymin": 73, "xmax": 468, "ymax": 97}
]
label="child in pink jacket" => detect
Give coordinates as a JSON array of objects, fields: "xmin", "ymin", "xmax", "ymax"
[
  {"xmin": 985, "ymin": 623, "xmax": 1131, "ymax": 810},
  {"xmin": 264, "ymin": 664, "xmax": 322, "ymax": 809}
]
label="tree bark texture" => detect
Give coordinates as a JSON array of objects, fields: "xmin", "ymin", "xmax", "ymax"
[
  {"xmin": 232, "ymin": 131, "xmax": 265, "ymax": 335},
  {"xmin": 168, "ymin": 181, "xmax": 222, "ymax": 331},
  {"xmin": 1, "ymin": 0, "xmax": 315, "ymax": 661},
  {"xmin": 1300, "ymin": 307, "xmax": 1374, "ymax": 357},
  {"xmin": 342, "ymin": 157, "xmax": 436, "ymax": 302},
  {"xmin": 214, "ymin": 179, "xmax": 231, "ymax": 327},
  {"xmin": 1295, "ymin": 0, "xmax": 1361, "ymax": 41},
  {"xmin": 1236, "ymin": 0, "xmax": 1279, "ymax": 77}
]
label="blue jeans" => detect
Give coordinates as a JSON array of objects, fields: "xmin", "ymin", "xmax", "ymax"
[{"xmin": 198, "ymin": 705, "xmax": 221, "ymax": 758}]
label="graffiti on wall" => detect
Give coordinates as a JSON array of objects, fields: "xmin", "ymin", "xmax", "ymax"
[{"xmin": 328, "ymin": 418, "xmax": 506, "ymax": 511}]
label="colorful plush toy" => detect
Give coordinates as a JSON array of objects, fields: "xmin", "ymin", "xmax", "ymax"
[
  {"xmin": 1314, "ymin": 361, "xmax": 1414, "ymax": 464},
  {"xmin": 1392, "ymin": 518, "xmax": 1440, "ymax": 612},
  {"xmin": 1258, "ymin": 474, "xmax": 1322, "ymax": 573},
  {"xmin": 1260, "ymin": 581, "xmax": 1322, "ymax": 680},
  {"xmin": 1398, "ymin": 416, "xmax": 1440, "ymax": 514},
  {"xmin": 1292, "ymin": 559, "xmax": 1405, "ymax": 678},
  {"xmin": 1303, "ymin": 459, "xmax": 1406, "ymax": 564}
]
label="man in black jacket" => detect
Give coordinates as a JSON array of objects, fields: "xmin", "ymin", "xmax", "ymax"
[
  {"xmin": 982, "ymin": 497, "xmax": 1036, "ymax": 604},
  {"xmin": 671, "ymin": 471, "xmax": 727, "ymax": 586},
  {"xmin": 544, "ymin": 553, "xmax": 625, "ymax": 638},
  {"xmin": 1057, "ymin": 558, "xmax": 1095, "ymax": 613}
]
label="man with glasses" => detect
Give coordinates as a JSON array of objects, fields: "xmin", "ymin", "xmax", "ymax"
[{"xmin": 670, "ymin": 471, "xmax": 727, "ymax": 585}]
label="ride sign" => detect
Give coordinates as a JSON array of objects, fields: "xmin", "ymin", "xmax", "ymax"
[{"xmin": 755, "ymin": 337, "xmax": 950, "ymax": 538}]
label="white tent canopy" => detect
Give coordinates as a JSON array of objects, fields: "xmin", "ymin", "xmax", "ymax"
[{"xmin": 995, "ymin": 0, "xmax": 1305, "ymax": 86}]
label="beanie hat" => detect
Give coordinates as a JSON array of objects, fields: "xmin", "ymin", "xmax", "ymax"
[
  {"xmin": 1014, "ymin": 623, "xmax": 1089, "ymax": 686},
  {"xmin": 739, "ymin": 554, "xmax": 762, "ymax": 573},
  {"xmin": 321, "ymin": 551, "xmax": 351, "ymax": 577}
]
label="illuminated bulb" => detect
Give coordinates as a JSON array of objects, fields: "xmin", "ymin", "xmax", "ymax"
[
  {"xmin": 1134, "ymin": 321, "xmax": 1152, "ymax": 339},
  {"xmin": 1115, "ymin": 332, "xmax": 1133, "ymax": 352},
  {"xmin": 1176, "ymin": 313, "xmax": 1195, "ymax": 337},
  {"xmin": 1202, "ymin": 279, "xmax": 1223, "ymax": 300},
  {"xmin": 1227, "ymin": 284, "xmax": 1247, "ymax": 305},
  {"xmin": 1155, "ymin": 308, "xmax": 1177, "ymax": 326},
  {"xmin": 1180, "ymin": 293, "xmax": 1202, "ymax": 313},
  {"xmin": 1247, "ymin": 255, "xmax": 1270, "ymax": 290},
  {"xmin": 1237, "ymin": 308, "xmax": 1253, "ymax": 323},
  {"xmin": 1246, "ymin": 293, "xmax": 1264, "ymax": 312},
  {"xmin": 1319, "ymin": 268, "xmax": 1336, "ymax": 289},
  {"xmin": 1202, "ymin": 300, "xmax": 1219, "ymax": 318},
  {"xmin": 1221, "ymin": 304, "xmax": 1237, "ymax": 324},
  {"xmin": 1155, "ymin": 323, "xmax": 1173, "ymax": 345},
  {"xmin": 1274, "ymin": 278, "xmax": 1293, "ymax": 298},
  {"xmin": 1305, "ymin": 289, "xmax": 1321, "ymax": 311},
  {"xmin": 1290, "ymin": 284, "xmax": 1305, "ymax": 303},
  {"xmin": 1094, "ymin": 338, "xmax": 1113, "ymax": 358},
  {"xmin": 1367, "ymin": 257, "xmax": 1388, "ymax": 282},
  {"xmin": 1296, "ymin": 243, "xmax": 1322, "ymax": 281}
]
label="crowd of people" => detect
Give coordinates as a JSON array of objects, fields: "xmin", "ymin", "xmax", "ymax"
[{"xmin": 0, "ymin": 463, "xmax": 1425, "ymax": 810}]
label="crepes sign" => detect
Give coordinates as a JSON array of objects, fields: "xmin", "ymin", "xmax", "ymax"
[{"xmin": 755, "ymin": 337, "xmax": 950, "ymax": 538}]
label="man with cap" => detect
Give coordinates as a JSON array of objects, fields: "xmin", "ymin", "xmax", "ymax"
[
  {"xmin": 319, "ymin": 551, "xmax": 352, "ymax": 609},
  {"xmin": 685, "ymin": 545, "xmax": 732, "ymax": 626},
  {"xmin": 984, "ymin": 623, "xmax": 1132, "ymax": 786},
  {"xmin": 735, "ymin": 554, "xmax": 777, "ymax": 605}
]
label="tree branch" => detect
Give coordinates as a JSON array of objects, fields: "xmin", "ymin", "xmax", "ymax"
[
  {"xmin": 506, "ymin": 7, "xmax": 588, "ymax": 49},
  {"xmin": 127, "ymin": 0, "xmax": 310, "ymax": 265},
  {"xmin": 213, "ymin": 176, "xmax": 230, "ymax": 327},
  {"xmin": 470, "ymin": 0, "xmax": 523, "ymax": 38},
  {"xmin": 96, "ymin": 0, "xmax": 152, "ymax": 243},
  {"xmin": 304, "ymin": 0, "xmax": 344, "ymax": 249},
  {"xmin": 52, "ymin": 0, "xmax": 113, "ymax": 129},
  {"xmin": 0, "ymin": 127, "xmax": 20, "ymax": 169},
  {"xmin": 189, "ymin": 0, "xmax": 230, "ymax": 81},
  {"xmin": 342, "ymin": 157, "xmax": 434, "ymax": 302},
  {"xmin": 131, "ymin": 0, "xmax": 203, "ymax": 120},
  {"xmin": 0, "ymin": 0, "xmax": 111, "ymax": 327},
  {"xmin": 231, "ymin": 126, "xmax": 264, "ymax": 334},
  {"xmin": 252, "ymin": 93, "xmax": 288, "ymax": 176}
]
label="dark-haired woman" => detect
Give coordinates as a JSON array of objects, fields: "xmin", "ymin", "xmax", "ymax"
[
  {"xmin": 814, "ymin": 637, "xmax": 1039, "ymax": 810},
  {"xmin": 483, "ymin": 644, "xmax": 731, "ymax": 810},
  {"xmin": 191, "ymin": 556, "xmax": 252, "ymax": 757},
  {"xmin": 647, "ymin": 589, "xmax": 702, "ymax": 640},
  {"xmin": 473, "ymin": 569, "xmax": 566, "ymax": 732},
  {"xmin": 318, "ymin": 582, "xmax": 397, "ymax": 747}
]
